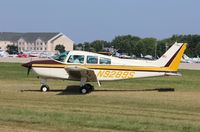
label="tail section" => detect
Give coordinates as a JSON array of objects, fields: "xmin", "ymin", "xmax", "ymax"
[{"xmin": 155, "ymin": 42, "xmax": 187, "ymax": 71}]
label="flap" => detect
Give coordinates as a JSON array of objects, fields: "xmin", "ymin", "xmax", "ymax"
[{"xmin": 65, "ymin": 66, "xmax": 98, "ymax": 82}]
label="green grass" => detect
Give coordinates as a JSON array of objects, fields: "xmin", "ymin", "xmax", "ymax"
[{"xmin": 0, "ymin": 62, "xmax": 200, "ymax": 132}]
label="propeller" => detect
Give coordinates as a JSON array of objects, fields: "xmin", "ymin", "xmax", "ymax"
[
  {"xmin": 27, "ymin": 65, "xmax": 32, "ymax": 76},
  {"xmin": 22, "ymin": 62, "xmax": 32, "ymax": 76}
]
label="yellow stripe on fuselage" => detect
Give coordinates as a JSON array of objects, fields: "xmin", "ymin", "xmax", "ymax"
[{"xmin": 33, "ymin": 64, "xmax": 66, "ymax": 68}]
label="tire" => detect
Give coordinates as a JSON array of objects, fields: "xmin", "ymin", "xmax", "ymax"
[
  {"xmin": 80, "ymin": 84, "xmax": 94, "ymax": 94},
  {"xmin": 80, "ymin": 86, "xmax": 88, "ymax": 94},
  {"xmin": 85, "ymin": 84, "xmax": 94, "ymax": 92},
  {"xmin": 40, "ymin": 85, "xmax": 49, "ymax": 92}
]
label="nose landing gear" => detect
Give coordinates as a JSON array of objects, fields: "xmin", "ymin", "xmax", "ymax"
[
  {"xmin": 40, "ymin": 85, "xmax": 49, "ymax": 92},
  {"xmin": 40, "ymin": 79, "xmax": 49, "ymax": 92}
]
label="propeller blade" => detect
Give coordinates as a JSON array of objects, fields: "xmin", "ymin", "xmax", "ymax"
[
  {"xmin": 27, "ymin": 66, "xmax": 31, "ymax": 76},
  {"xmin": 22, "ymin": 62, "xmax": 32, "ymax": 77}
]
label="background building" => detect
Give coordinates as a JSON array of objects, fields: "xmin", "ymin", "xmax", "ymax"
[{"xmin": 0, "ymin": 32, "xmax": 74, "ymax": 52}]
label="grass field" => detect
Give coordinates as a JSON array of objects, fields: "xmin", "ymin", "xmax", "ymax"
[{"xmin": 0, "ymin": 63, "xmax": 200, "ymax": 132}]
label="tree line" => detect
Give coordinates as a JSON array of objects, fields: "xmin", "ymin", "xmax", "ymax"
[{"xmin": 74, "ymin": 34, "xmax": 200, "ymax": 57}]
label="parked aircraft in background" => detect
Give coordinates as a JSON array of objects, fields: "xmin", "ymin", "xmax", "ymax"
[
  {"xmin": 15, "ymin": 51, "xmax": 55, "ymax": 58},
  {"xmin": 22, "ymin": 42, "xmax": 187, "ymax": 94},
  {"xmin": 118, "ymin": 54, "xmax": 131, "ymax": 59},
  {"xmin": 17, "ymin": 52, "xmax": 29, "ymax": 58},
  {"xmin": 193, "ymin": 56, "xmax": 200, "ymax": 63},
  {"xmin": 140, "ymin": 54, "xmax": 153, "ymax": 60},
  {"xmin": 29, "ymin": 51, "xmax": 41, "ymax": 57},
  {"xmin": 182, "ymin": 54, "xmax": 200, "ymax": 63}
]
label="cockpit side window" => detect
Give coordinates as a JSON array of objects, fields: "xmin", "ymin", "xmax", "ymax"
[
  {"xmin": 67, "ymin": 55, "xmax": 84, "ymax": 64},
  {"xmin": 87, "ymin": 56, "xmax": 98, "ymax": 64},
  {"xmin": 100, "ymin": 57, "xmax": 111, "ymax": 64}
]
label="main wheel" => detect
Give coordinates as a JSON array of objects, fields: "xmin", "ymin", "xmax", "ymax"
[
  {"xmin": 85, "ymin": 84, "xmax": 94, "ymax": 92},
  {"xmin": 80, "ymin": 86, "xmax": 88, "ymax": 94},
  {"xmin": 80, "ymin": 84, "xmax": 94, "ymax": 94},
  {"xmin": 40, "ymin": 85, "xmax": 49, "ymax": 92}
]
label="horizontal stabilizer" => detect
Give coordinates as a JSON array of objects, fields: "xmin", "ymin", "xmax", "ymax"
[{"xmin": 165, "ymin": 72, "xmax": 182, "ymax": 76}]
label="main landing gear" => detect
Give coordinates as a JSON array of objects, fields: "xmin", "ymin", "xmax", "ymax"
[
  {"xmin": 79, "ymin": 76, "xmax": 94, "ymax": 94},
  {"xmin": 80, "ymin": 84, "xmax": 94, "ymax": 94}
]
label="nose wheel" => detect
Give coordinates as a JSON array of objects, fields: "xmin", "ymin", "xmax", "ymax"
[
  {"xmin": 40, "ymin": 85, "xmax": 49, "ymax": 92},
  {"xmin": 40, "ymin": 79, "xmax": 50, "ymax": 92},
  {"xmin": 80, "ymin": 84, "xmax": 94, "ymax": 94}
]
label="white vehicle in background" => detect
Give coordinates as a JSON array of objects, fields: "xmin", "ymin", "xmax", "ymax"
[
  {"xmin": 0, "ymin": 50, "xmax": 8, "ymax": 57},
  {"xmin": 39, "ymin": 51, "xmax": 55, "ymax": 58},
  {"xmin": 8, "ymin": 54, "xmax": 18, "ymax": 58},
  {"xmin": 182, "ymin": 54, "xmax": 200, "ymax": 63}
]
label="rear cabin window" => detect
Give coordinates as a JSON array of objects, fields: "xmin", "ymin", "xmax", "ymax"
[
  {"xmin": 67, "ymin": 55, "xmax": 84, "ymax": 64},
  {"xmin": 100, "ymin": 57, "xmax": 111, "ymax": 64},
  {"xmin": 87, "ymin": 56, "xmax": 98, "ymax": 64}
]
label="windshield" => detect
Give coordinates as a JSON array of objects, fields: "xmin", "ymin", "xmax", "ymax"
[{"xmin": 52, "ymin": 51, "xmax": 69, "ymax": 62}]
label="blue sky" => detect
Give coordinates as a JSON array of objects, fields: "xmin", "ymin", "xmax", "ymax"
[{"xmin": 0, "ymin": 0, "xmax": 199, "ymax": 43}]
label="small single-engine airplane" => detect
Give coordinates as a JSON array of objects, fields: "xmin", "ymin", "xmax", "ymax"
[{"xmin": 22, "ymin": 42, "xmax": 187, "ymax": 94}]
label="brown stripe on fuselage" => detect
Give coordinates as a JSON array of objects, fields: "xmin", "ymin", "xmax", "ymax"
[{"xmin": 30, "ymin": 59, "xmax": 62, "ymax": 65}]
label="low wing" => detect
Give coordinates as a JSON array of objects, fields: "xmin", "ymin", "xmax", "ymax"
[{"xmin": 64, "ymin": 66, "xmax": 98, "ymax": 82}]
